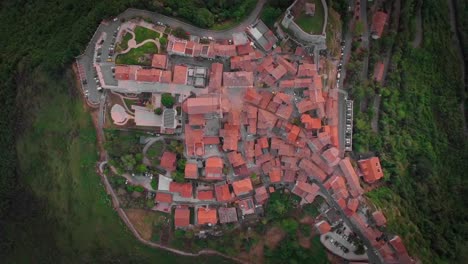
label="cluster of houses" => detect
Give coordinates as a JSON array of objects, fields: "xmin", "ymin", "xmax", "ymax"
[{"xmin": 107, "ymin": 17, "xmax": 412, "ymax": 263}]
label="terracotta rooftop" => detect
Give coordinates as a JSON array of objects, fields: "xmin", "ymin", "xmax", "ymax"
[
  {"xmin": 227, "ymin": 151, "xmax": 245, "ymax": 168},
  {"xmin": 208, "ymin": 62, "xmax": 223, "ymax": 90},
  {"xmin": 160, "ymin": 151, "xmax": 177, "ymax": 171},
  {"xmin": 197, "ymin": 207, "xmax": 217, "ymax": 225},
  {"xmin": 339, "ymin": 158, "xmax": 364, "ymax": 197},
  {"xmin": 374, "ymin": 61, "xmax": 385, "ymax": 82},
  {"xmin": 174, "ymin": 207, "xmax": 190, "ymax": 227},
  {"xmin": 297, "ymin": 63, "xmax": 317, "ymax": 77},
  {"xmin": 254, "ymin": 186, "xmax": 269, "ymax": 204},
  {"xmin": 358, "ymin": 157, "xmax": 384, "ymax": 184},
  {"xmin": 372, "ymin": 211, "xmax": 387, "ymax": 226},
  {"xmin": 315, "ymin": 220, "xmax": 331, "ymax": 235},
  {"xmin": 172, "ymin": 65, "xmax": 188, "ymax": 84},
  {"xmin": 169, "ymin": 182, "xmax": 193, "ymax": 198},
  {"xmin": 215, "ymin": 183, "xmax": 232, "ymax": 202},
  {"xmin": 184, "ymin": 124, "xmax": 204, "ymax": 157},
  {"xmin": 184, "ymin": 162, "xmax": 198, "ymax": 179},
  {"xmin": 371, "ymin": 11, "xmax": 388, "ymax": 38},
  {"xmin": 269, "ymin": 167, "xmax": 282, "ymax": 183},
  {"xmin": 155, "ymin": 192, "xmax": 173, "ymax": 203},
  {"xmin": 197, "ymin": 190, "xmax": 214, "ymax": 200},
  {"xmin": 232, "ymin": 178, "xmax": 253, "ymax": 196},
  {"xmin": 115, "ymin": 65, "xmax": 131, "ymax": 80},
  {"xmin": 298, "ymin": 159, "xmax": 327, "ymax": 182},
  {"xmin": 184, "ymin": 96, "xmax": 220, "ymax": 115},
  {"xmin": 151, "ymin": 54, "xmax": 168, "ymax": 69},
  {"xmin": 301, "ymin": 114, "xmax": 322, "ymax": 129},
  {"xmin": 205, "ymin": 156, "xmax": 223, "ymax": 179}
]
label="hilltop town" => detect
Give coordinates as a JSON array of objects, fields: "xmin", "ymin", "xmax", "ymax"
[{"xmin": 75, "ymin": 2, "xmax": 415, "ymax": 264}]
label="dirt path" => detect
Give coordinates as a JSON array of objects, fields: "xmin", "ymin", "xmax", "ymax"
[{"xmin": 447, "ymin": 0, "xmax": 467, "ymax": 135}]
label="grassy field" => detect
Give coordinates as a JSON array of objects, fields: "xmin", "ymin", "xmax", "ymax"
[
  {"xmin": 294, "ymin": 0, "xmax": 325, "ymax": 34},
  {"xmin": 117, "ymin": 32, "xmax": 133, "ymax": 51},
  {"xmin": 146, "ymin": 140, "xmax": 165, "ymax": 166},
  {"xmin": 11, "ymin": 68, "xmax": 230, "ymax": 264},
  {"xmin": 116, "ymin": 42, "xmax": 157, "ymax": 66},
  {"xmin": 134, "ymin": 26, "xmax": 160, "ymax": 44}
]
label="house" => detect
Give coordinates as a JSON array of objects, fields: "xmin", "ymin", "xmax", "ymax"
[
  {"xmin": 160, "ymin": 151, "xmax": 177, "ymax": 171},
  {"xmin": 215, "ymin": 183, "xmax": 232, "ymax": 202},
  {"xmin": 208, "ymin": 63, "xmax": 223, "ymax": 91},
  {"xmin": 155, "ymin": 192, "xmax": 173, "ymax": 204},
  {"xmin": 184, "ymin": 162, "xmax": 198, "ymax": 179},
  {"xmin": 305, "ymin": 3, "xmax": 316, "ymax": 16},
  {"xmin": 174, "ymin": 207, "xmax": 190, "ymax": 228},
  {"xmin": 358, "ymin": 157, "xmax": 384, "ymax": 184},
  {"xmin": 232, "ymin": 178, "xmax": 254, "ymax": 196},
  {"xmin": 115, "ymin": 65, "xmax": 131, "ymax": 80},
  {"xmin": 183, "ymin": 96, "xmax": 220, "ymax": 115},
  {"xmin": 218, "ymin": 207, "xmax": 238, "ymax": 224},
  {"xmin": 315, "ymin": 220, "xmax": 331, "ymax": 235},
  {"xmin": 389, "ymin": 236, "xmax": 413, "ymax": 264},
  {"xmin": 339, "ymin": 158, "xmax": 364, "ymax": 197},
  {"xmin": 172, "ymin": 65, "xmax": 188, "ymax": 84},
  {"xmin": 292, "ymin": 181, "xmax": 320, "ymax": 203},
  {"xmin": 373, "ymin": 62, "xmax": 385, "ymax": 83},
  {"xmin": 205, "ymin": 157, "xmax": 224, "ymax": 180},
  {"xmin": 169, "ymin": 182, "xmax": 193, "ymax": 198},
  {"xmin": 247, "ymin": 20, "xmax": 278, "ymax": 51},
  {"xmin": 151, "ymin": 54, "xmax": 168, "ymax": 69},
  {"xmin": 372, "ymin": 211, "xmax": 387, "ymax": 226},
  {"xmin": 197, "ymin": 207, "xmax": 218, "ymax": 225},
  {"xmin": 197, "ymin": 190, "xmax": 214, "ymax": 200},
  {"xmin": 371, "ymin": 11, "xmax": 388, "ymax": 39},
  {"xmin": 301, "ymin": 114, "xmax": 322, "ymax": 130},
  {"xmin": 223, "ymin": 71, "xmax": 254, "ymax": 88},
  {"xmin": 254, "ymin": 186, "xmax": 269, "ymax": 204},
  {"xmin": 237, "ymin": 197, "xmax": 255, "ymax": 215}
]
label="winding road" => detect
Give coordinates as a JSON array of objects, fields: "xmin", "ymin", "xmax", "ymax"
[{"xmin": 119, "ymin": 0, "xmax": 267, "ymax": 40}]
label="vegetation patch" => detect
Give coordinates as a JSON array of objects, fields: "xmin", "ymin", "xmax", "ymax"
[
  {"xmin": 117, "ymin": 32, "xmax": 133, "ymax": 51},
  {"xmin": 115, "ymin": 42, "xmax": 157, "ymax": 66},
  {"xmin": 134, "ymin": 26, "xmax": 160, "ymax": 44}
]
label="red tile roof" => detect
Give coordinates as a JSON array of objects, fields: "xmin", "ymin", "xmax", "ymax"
[
  {"xmin": 371, "ymin": 11, "xmax": 388, "ymax": 38},
  {"xmin": 232, "ymin": 178, "xmax": 253, "ymax": 196},
  {"xmin": 203, "ymin": 136, "xmax": 220, "ymax": 145},
  {"xmin": 347, "ymin": 198, "xmax": 359, "ymax": 215},
  {"xmin": 372, "ymin": 211, "xmax": 387, "ymax": 226},
  {"xmin": 315, "ymin": 220, "xmax": 331, "ymax": 234},
  {"xmin": 155, "ymin": 192, "xmax": 173, "ymax": 203},
  {"xmin": 160, "ymin": 151, "xmax": 177, "ymax": 171},
  {"xmin": 254, "ymin": 186, "xmax": 269, "ymax": 204},
  {"xmin": 205, "ymin": 157, "xmax": 223, "ymax": 179},
  {"xmin": 184, "ymin": 96, "xmax": 220, "ymax": 115},
  {"xmin": 236, "ymin": 43, "xmax": 254, "ymax": 55},
  {"xmin": 184, "ymin": 124, "xmax": 204, "ymax": 157},
  {"xmin": 374, "ymin": 61, "xmax": 385, "ymax": 82},
  {"xmin": 169, "ymin": 182, "xmax": 193, "ymax": 198},
  {"xmin": 321, "ymin": 147, "xmax": 341, "ymax": 167},
  {"xmin": 339, "ymin": 158, "xmax": 364, "ymax": 197},
  {"xmin": 172, "ymin": 65, "xmax": 188, "ymax": 84},
  {"xmin": 270, "ymin": 65, "xmax": 287, "ymax": 80},
  {"xmin": 298, "ymin": 159, "xmax": 328, "ymax": 182},
  {"xmin": 184, "ymin": 162, "xmax": 198, "ymax": 179},
  {"xmin": 358, "ymin": 157, "xmax": 384, "ymax": 184},
  {"xmin": 292, "ymin": 181, "xmax": 320, "ymax": 203},
  {"xmin": 297, "ymin": 63, "xmax": 317, "ymax": 77},
  {"xmin": 197, "ymin": 208, "xmax": 217, "ymax": 225},
  {"xmin": 301, "ymin": 114, "xmax": 322, "ymax": 129},
  {"xmin": 297, "ymin": 99, "xmax": 315, "ymax": 113},
  {"xmin": 198, "ymin": 190, "xmax": 214, "ymax": 200},
  {"xmin": 244, "ymin": 89, "xmax": 263, "ymax": 105},
  {"xmin": 227, "ymin": 151, "xmax": 245, "ymax": 168},
  {"xmin": 208, "ymin": 63, "xmax": 223, "ymax": 90},
  {"xmin": 277, "ymin": 56, "xmax": 297, "ymax": 74},
  {"xmin": 213, "ymin": 44, "xmax": 237, "ymax": 57},
  {"xmin": 389, "ymin": 236, "xmax": 413, "ymax": 264},
  {"xmin": 151, "ymin": 54, "xmax": 168, "ymax": 69},
  {"xmin": 215, "ymin": 183, "xmax": 232, "ymax": 202},
  {"xmin": 115, "ymin": 66, "xmax": 131, "ymax": 80},
  {"xmin": 174, "ymin": 207, "xmax": 190, "ymax": 227},
  {"xmin": 269, "ymin": 167, "xmax": 282, "ymax": 183},
  {"xmin": 287, "ymin": 125, "xmax": 301, "ymax": 143}
]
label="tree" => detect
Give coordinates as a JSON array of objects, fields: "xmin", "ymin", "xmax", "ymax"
[
  {"xmin": 195, "ymin": 8, "xmax": 214, "ymax": 28},
  {"xmin": 135, "ymin": 164, "xmax": 147, "ymax": 173},
  {"xmin": 172, "ymin": 171, "xmax": 185, "ymax": 183},
  {"xmin": 159, "ymin": 37, "xmax": 167, "ymax": 48},
  {"xmin": 161, "ymin": 93, "xmax": 175, "ymax": 108},
  {"xmin": 172, "ymin": 27, "xmax": 188, "ymax": 39},
  {"xmin": 261, "ymin": 6, "xmax": 281, "ymax": 27},
  {"xmin": 177, "ymin": 159, "xmax": 186, "ymax": 171},
  {"xmin": 154, "ymin": 107, "xmax": 163, "ymax": 115},
  {"xmin": 281, "ymin": 218, "xmax": 299, "ymax": 236},
  {"xmin": 151, "ymin": 177, "xmax": 158, "ymax": 190}
]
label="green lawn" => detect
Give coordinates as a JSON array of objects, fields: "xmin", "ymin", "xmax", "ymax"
[
  {"xmin": 12, "ymin": 69, "xmax": 230, "ymax": 264},
  {"xmin": 116, "ymin": 42, "xmax": 158, "ymax": 66},
  {"xmin": 146, "ymin": 141, "xmax": 165, "ymax": 165},
  {"xmin": 294, "ymin": 0, "xmax": 325, "ymax": 34},
  {"xmin": 117, "ymin": 32, "xmax": 133, "ymax": 52},
  {"xmin": 134, "ymin": 26, "xmax": 160, "ymax": 44}
]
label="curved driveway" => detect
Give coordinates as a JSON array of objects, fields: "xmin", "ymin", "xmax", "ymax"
[{"xmin": 119, "ymin": 0, "xmax": 266, "ymax": 39}]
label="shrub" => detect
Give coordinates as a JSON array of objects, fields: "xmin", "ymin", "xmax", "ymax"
[
  {"xmin": 154, "ymin": 107, "xmax": 163, "ymax": 115},
  {"xmin": 161, "ymin": 93, "xmax": 175, "ymax": 108}
]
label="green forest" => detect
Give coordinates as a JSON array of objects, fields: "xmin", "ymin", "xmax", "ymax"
[{"xmin": 0, "ymin": 0, "xmax": 466, "ymax": 263}]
